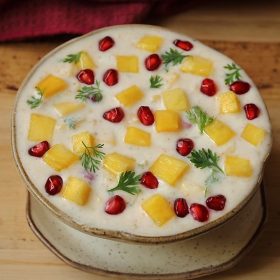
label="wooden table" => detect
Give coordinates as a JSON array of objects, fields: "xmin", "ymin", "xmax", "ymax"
[{"xmin": 1, "ymin": 1, "xmax": 280, "ymax": 279}]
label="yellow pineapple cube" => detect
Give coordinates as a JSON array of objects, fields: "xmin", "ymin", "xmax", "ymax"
[
  {"xmin": 28, "ymin": 113, "xmax": 56, "ymax": 142},
  {"xmin": 124, "ymin": 126, "xmax": 151, "ymax": 147},
  {"xmin": 36, "ymin": 75, "xmax": 68, "ymax": 99},
  {"xmin": 116, "ymin": 55, "xmax": 139, "ymax": 73},
  {"xmin": 136, "ymin": 35, "xmax": 163, "ymax": 52},
  {"xmin": 180, "ymin": 56, "xmax": 213, "ymax": 76},
  {"xmin": 225, "ymin": 155, "xmax": 253, "ymax": 177},
  {"xmin": 103, "ymin": 152, "xmax": 135, "ymax": 175},
  {"xmin": 72, "ymin": 131, "xmax": 95, "ymax": 155},
  {"xmin": 43, "ymin": 144, "xmax": 79, "ymax": 171},
  {"xmin": 142, "ymin": 194, "xmax": 175, "ymax": 226},
  {"xmin": 150, "ymin": 154, "xmax": 189, "ymax": 186},
  {"xmin": 155, "ymin": 110, "xmax": 181, "ymax": 132},
  {"xmin": 241, "ymin": 124, "xmax": 266, "ymax": 146},
  {"xmin": 162, "ymin": 88, "xmax": 190, "ymax": 111},
  {"xmin": 219, "ymin": 91, "xmax": 241, "ymax": 114},
  {"xmin": 62, "ymin": 176, "xmax": 91, "ymax": 206},
  {"xmin": 115, "ymin": 85, "xmax": 144, "ymax": 107},
  {"xmin": 76, "ymin": 51, "xmax": 95, "ymax": 69},
  {"xmin": 205, "ymin": 120, "xmax": 235, "ymax": 146},
  {"xmin": 54, "ymin": 102, "xmax": 85, "ymax": 116}
]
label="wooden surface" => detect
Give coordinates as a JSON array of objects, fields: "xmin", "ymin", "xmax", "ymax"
[{"xmin": 1, "ymin": 1, "xmax": 280, "ymax": 279}]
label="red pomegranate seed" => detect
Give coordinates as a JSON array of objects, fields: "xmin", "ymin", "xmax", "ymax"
[
  {"xmin": 200, "ymin": 78, "xmax": 217, "ymax": 96},
  {"xmin": 76, "ymin": 69, "xmax": 95, "ymax": 85},
  {"xmin": 28, "ymin": 141, "xmax": 50, "ymax": 157},
  {"xmin": 99, "ymin": 36, "xmax": 115, "ymax": 52},
  {"xmin": 190, "ymin": 203, "xmax": 209, "ymax": 222},
  {"xmin": 174, "ymin": 198, "xmax": 189, "ymax": 218},
  {"xmin": 105, "ymin": 195, "xmax": 126, "ymax": 215},
  {"xmin": 173, "ymin": 39, "xmax": 193, "ymax": 51},
  {"xmin": 176, "ymin": 138, "xmax": 194, "ymax": 156},
  {"xmin": 137, "ymin": 106, "xmax": 154, "ymax": 126},
  {"xmin": 244, "ymin": 103, "xmax": 260, "ymax": 120},
  {"xmin": 144, "ymin": 54, "xmax": 162, "ymax": 71},
  {"xmin": 103, "ymin": 107, "xmax": 124, "ymax": 123},
  {"xmin": 140, "ymin": 172, "xmax": 158, "ymax": 189},
  {"xmin": 45, "ymin": 175, "xmax": 63, "ymax": 195},
  {"xmin": 230, "ymin": 81, "xmax": 250, "ymax": 95},
  {"xmin": 206, "ymin": 195, "xmax": 226, "ymax": 211},
  {"xmin": 103, "ymin": 69, "xmax": 118, "ymax": 86}
]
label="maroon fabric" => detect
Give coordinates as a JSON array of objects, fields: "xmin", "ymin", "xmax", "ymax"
[{"xmin": 0, "ymin": 0, "xmax": 192, "ymax": 42}]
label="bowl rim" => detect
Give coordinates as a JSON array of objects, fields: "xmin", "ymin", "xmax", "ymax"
[{"xmin": 11, "ymin": 24, "xmax": 273, "ymax": 244}]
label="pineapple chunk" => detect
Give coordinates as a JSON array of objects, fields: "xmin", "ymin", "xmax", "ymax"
[
  {"xmin": 205, "ymin": 120, "xmax": 235, "ymax": 146},
  {"xmin": 54, "ymin": 102, "xmax": 85, "ymax": 116},
  {"xmin": 162, "ymin": 88, "xmax": 190, "ymax": 111},
  {"xmin": 219, "ymin": 91, "xmax": 241, "ymax": 114},
  {"xmin": 115, "ymin": 85, "xmax": 144, "ymax": 107},
  {"xmin": 76, "ymin": 51, "xmax": 95, "ymax": 69},
  {"xmin": 36, "ymin": 75, "xmax": 68, "ymax": 98},
  {"xmin": 142, "ymin": 194, "xmax": 175, "ymax": 226},
  {"xmin": 103, "ymin": 152, "xmax": 135, "ymax": 175},
  {"xmin": 43, "ymin": 144, "xmax": 79, "ymax": 171},
  {"xmin": 62, "ymin": 176, "xmax": 91, "ymax": 206},
  {"xmin": 28, "ymin": 113, "xmax": 56, "ymax": 142},
  {"xmin": 136, "ymin": 35, "xmax": 163, "ymax": 52},
  {"xmin": 72, "ymin": 131, "xmax": 95, "ymax": 155},
  {"xmin": 150, "ymin": 154, "xmax": 189, "ymax": 186},
  {"xmin": 116, "ymin": 55, "xmax": 139, "ymax": 73},
  {"xmin": 225, "ymin": 156, "xmax": 253, "ymax": 177},
  {"xmin": 124, "ymin": 126, "xmax": 151, "ymax": 147},
  {"xmin": 155, "ymin": 110, "xmax": 181, "ymax": 132},
  {"xmin": 180, "ymin": 56, "xmax": 213, "ymax": 76},
  {"xmin": 241, "ymin": 124, "xmax": 266, "ymax": 146}
]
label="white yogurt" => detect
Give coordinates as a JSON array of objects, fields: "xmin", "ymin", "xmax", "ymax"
[{"xmin": 15, "ymin": 25, "xmax": 271, "ymax": 237}]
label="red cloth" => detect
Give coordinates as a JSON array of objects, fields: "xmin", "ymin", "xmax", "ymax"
[{"xmin": 0, "ymin": 0, "xmax": 193, "ymax": 42}]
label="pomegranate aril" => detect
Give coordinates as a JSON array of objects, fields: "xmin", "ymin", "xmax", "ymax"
[
  {"xmin": 144, "ymin": 54, "xmax": 162, "ymax": 71},
  {"xmin": 105, "ymin": 195, "xmax": 126, "ymax": 215},
  {"xmin": 103, "ymin": 107, "xmax": 124, "ymax": 123},
  {"xmin": 230, "ymin": 81, "xmax": 250, "ymax": 95},
  {"xmin": 103, "ymin": 69, "xmax": 118, "ymax": 86},
  {"xmin": 174, "ymin": 198, "xmax": 189, "ymax": 218},
  {"xmin": 137, "ymin": 106, "xmax": 154, "ymax": 126},
  {"xmin": 45, "ymin": 175, "xmax": 63, "ymax": 195},
  {"xmin": 76, "ymin": 69, "xmax": 95, "ymax": 85},
  {"xmin": 173, "ymin": 39, "xmax": 193, "ymax": 51},
  {"xmin": 28, "ymin": 141, "xmax": 50, "ymax": 157},
  {"xmin": 190, "ymin": 203, "xmax": 209, "ymax": 222},
  {"xmin": 99, "ymin": 36, "xmax": 115, "ymax": 52},
  {"xmin": 206, "ymin": 195, "xmax": 226, "ymax": 211},
  {"xmin": 140, "ymin": 172, "xmax": 158, "ymax": 189},
  {"xmin": 176, "ymin": 138, "xmax": 194, "ymax": 156},
  {"xmin": 200, "ymin": 78, "xmax": 217, "ymax": 96},
  {"xmin": 244, "ymin": 103, "xmax": 260, "ymax": 120}
]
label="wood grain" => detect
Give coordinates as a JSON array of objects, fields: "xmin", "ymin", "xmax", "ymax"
[{"xmin": 1, "ymin": 1, "xmax": 280, "ymax": 279}]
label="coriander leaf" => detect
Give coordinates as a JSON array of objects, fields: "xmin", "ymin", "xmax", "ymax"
[
  {"xmin": 63, "ymin": 52, "xmax": 81, "ymax": 63},
  {"xmin": 26, "ymin": 88, "xmax": 43, "ymax": 109},
  {"xmin": 80, "ymin": 142, "xmax": 105, "ymax": 173},
  {"xmin": 108, "ymin": 171, "xmax": 141, "ymax": 195},
  {"xmin": 161, "ymin": 48, "xmax": 187, "ymax": 70},
  {"xmin": 150, "ymin": 75, "xmax": 163, "ymax": 89},
  {"xmin": 186, "ymin": 106, "xmax": 214, "ymax": 134},
  {"xmin": 75, "ymin": 80, "xmax": 103, "ymax": 102},
  {"xmin": 224, "ymin": 63, "xmax": 242, "ymax": 85}
]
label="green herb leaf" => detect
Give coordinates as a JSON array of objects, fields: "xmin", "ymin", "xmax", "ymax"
[
  {"xmin": 224, "ymin": 63, "xmax": 242, "ymax": 85},
  {"xmin": 63, "ymin": 52, "xmax": 81, "ymax": 63},
  {"xmin": 26, "ymin": 88, "xmax": 43, "ymax": 109},
  {"xmin": 186, "ymin": 106, "xmax": 214, "ymax": 134},
  {"xmin": 108, "ymin": 171, "xmax": 141, "ymax": 195},
  {"xmin": 64, "ymin": 117, "xmax": 78, "ymax": 129},
  {"xmin": 75, "ymin": 81, "xmax": 103, "ymax": 102},
  {"xmin": 161, "ymin": 48, "xmax": 186, "ymax": 70},
  {"xmin": 150, "ymin": 75, "xmax": 163, "ymax": 89},
  {"xmin": 80, "ymin": 142, "xmax": 105, "ymax": 173}
]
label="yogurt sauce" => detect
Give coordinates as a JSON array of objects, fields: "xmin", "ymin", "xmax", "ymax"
[{"xmin": 15, "ymin": 25, "xmax": 271, "ymax": 237}]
